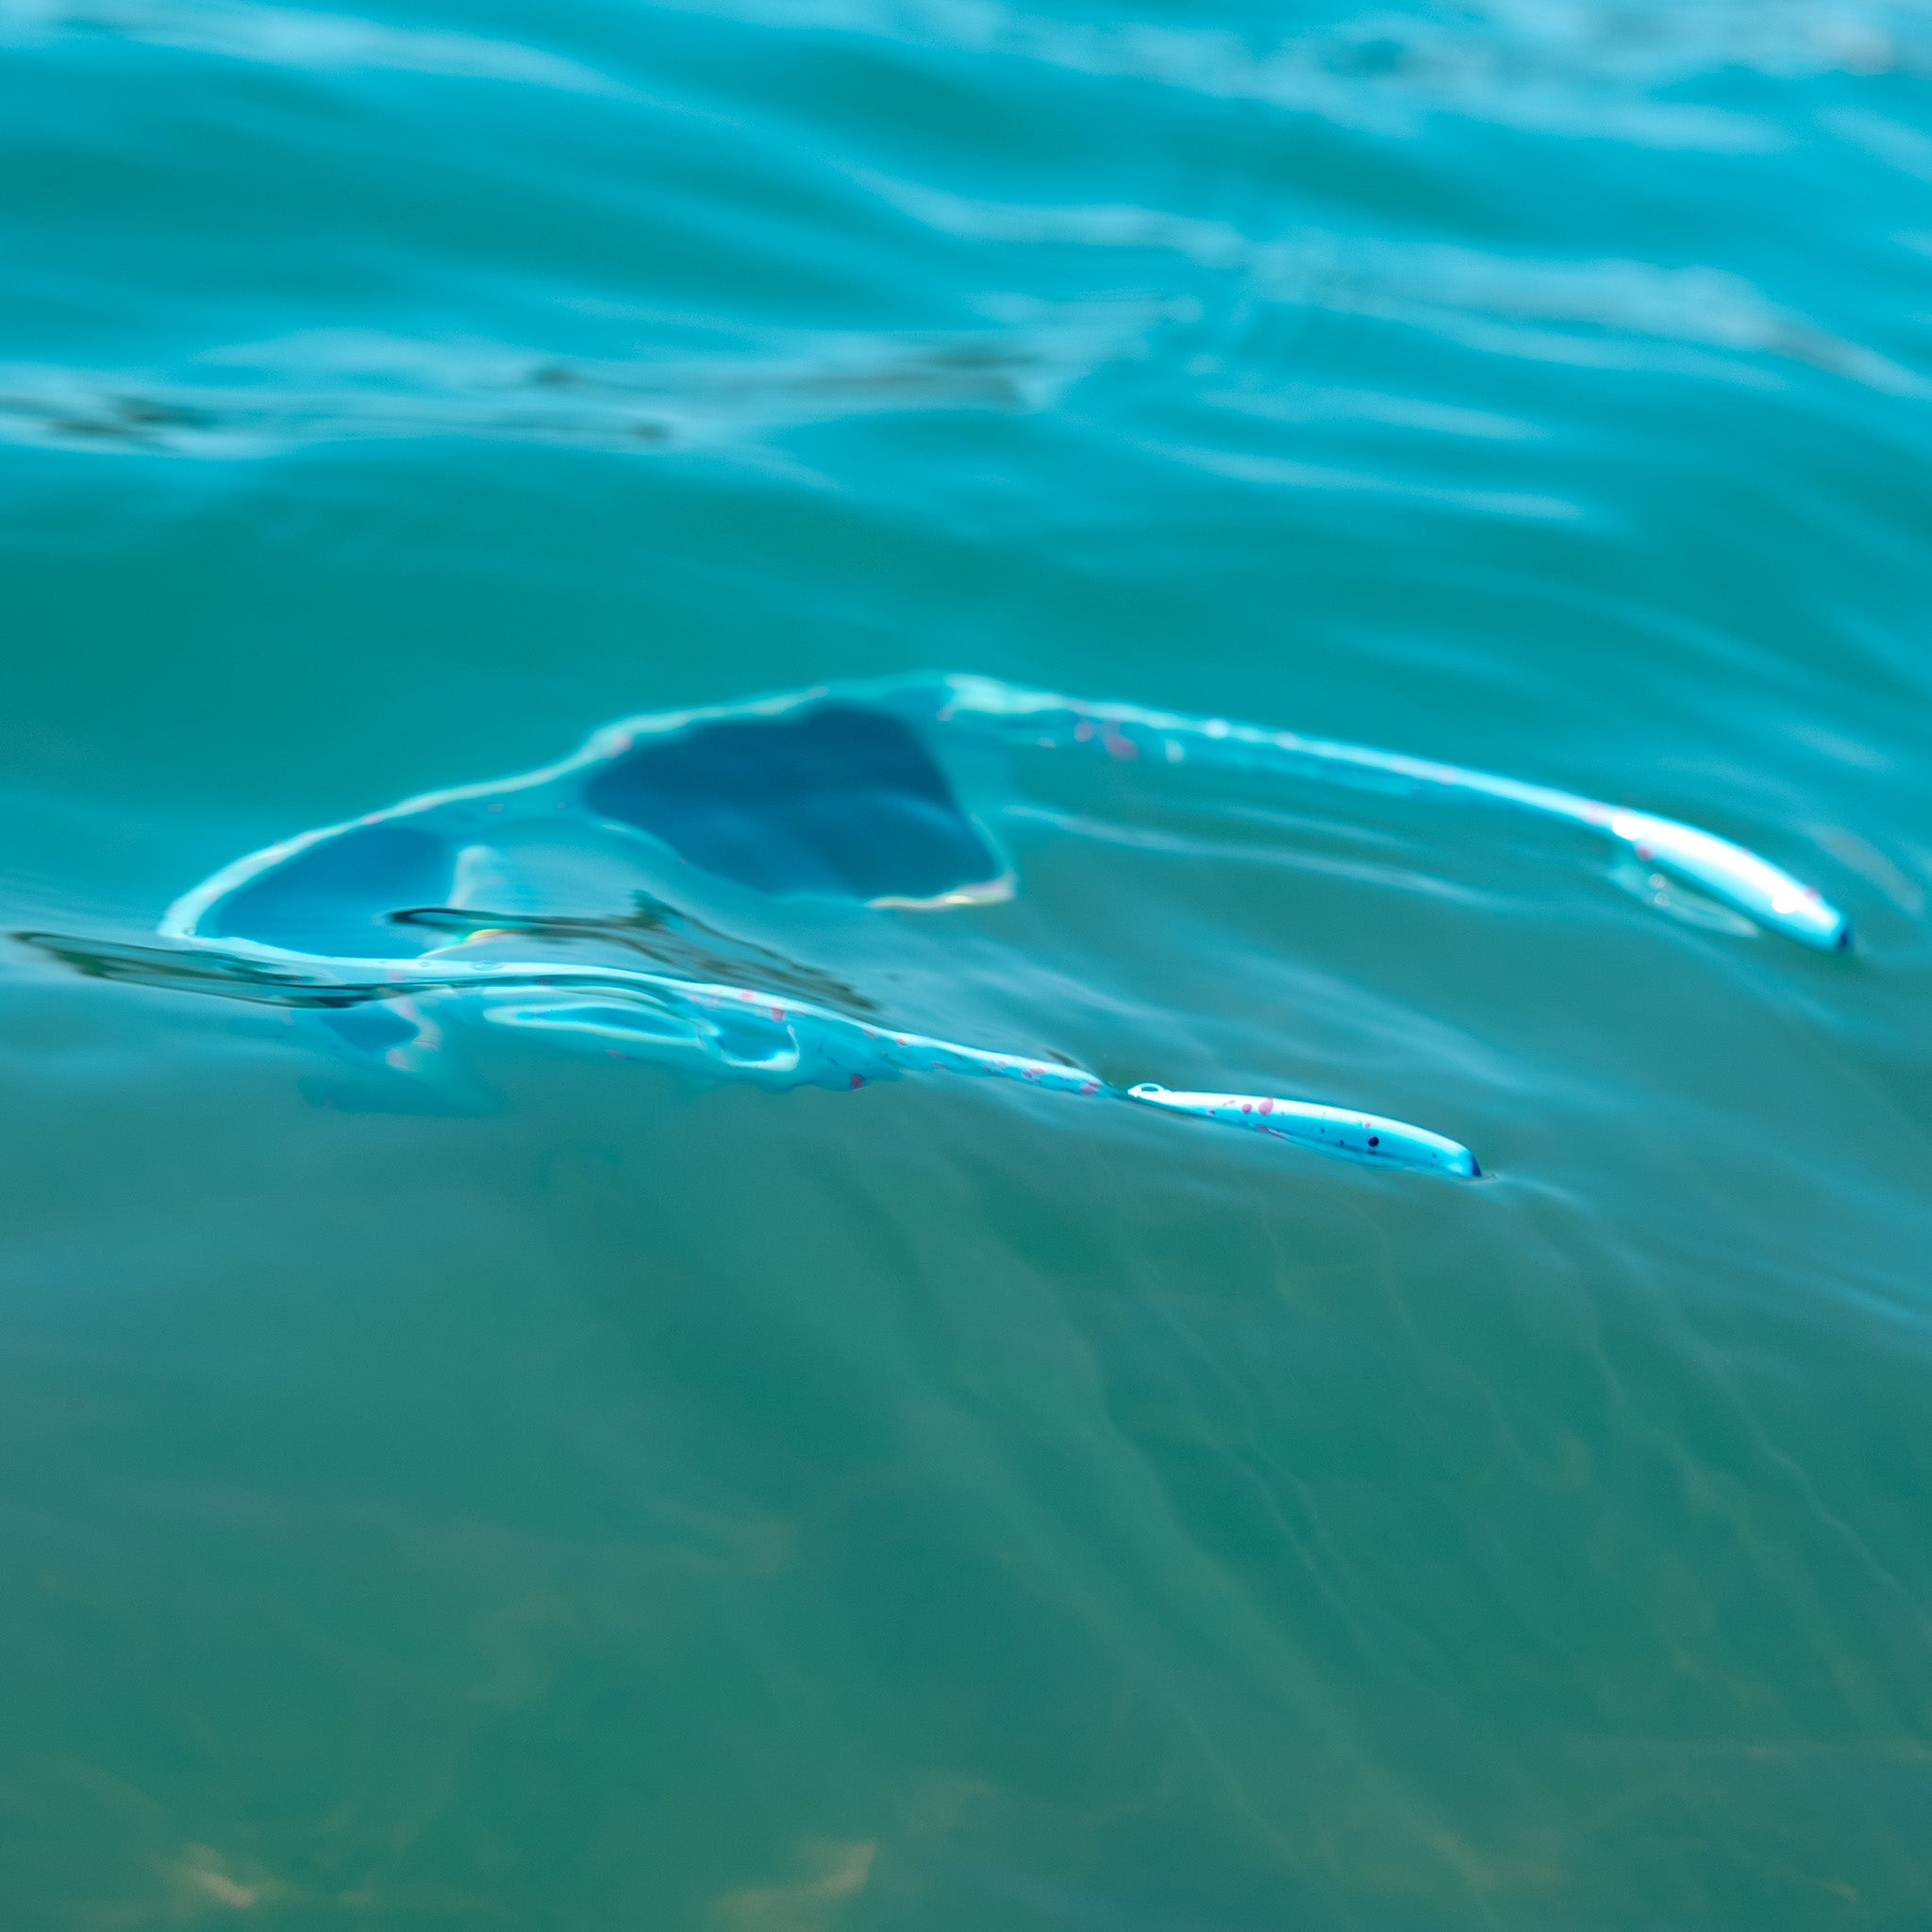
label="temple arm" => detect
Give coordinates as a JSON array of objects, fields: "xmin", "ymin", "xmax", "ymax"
[{"xmin": 887, "ymin": 675, "xmax": 1850, "ymax": 952}]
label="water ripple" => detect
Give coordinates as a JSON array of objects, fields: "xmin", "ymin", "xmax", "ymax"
[
  {"xmin": 661, "ymin": 0, "xmax": 1932, "ymax": 144},
  {"xmin": 862, "ymin": 172, "xmax": 1924, "ymax": 392},
  {"xmin": 0, "ymin": 0, "xmax": 623, "ymax": 91}
]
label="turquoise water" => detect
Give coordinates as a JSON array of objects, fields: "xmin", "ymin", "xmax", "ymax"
[{"xmin": 5, "ymin": 0, "xmax": 1932, "ymax": 1923}]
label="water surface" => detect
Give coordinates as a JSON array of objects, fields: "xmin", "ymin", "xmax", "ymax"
[{"xmin": 3, "ymin": 1, "xmax": 1931, "ymax": 1924}]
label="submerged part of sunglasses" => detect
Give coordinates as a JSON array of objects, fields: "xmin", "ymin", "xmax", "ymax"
[
  {"xmin": 19, "ymin": 931, "xmax": 1484, "ymax": 1179},
  {"xmin": 20, "ymin": 675, "xmax": 1851, "ymax": 1180}
]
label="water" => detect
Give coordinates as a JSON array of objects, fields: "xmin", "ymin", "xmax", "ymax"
[{"xmin": 3, "ymin": 0, "xmax": 1931, "ymax": 1923}]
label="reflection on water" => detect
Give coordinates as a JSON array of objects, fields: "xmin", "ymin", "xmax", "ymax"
[{"xmin": 0, "ymin": 325, "xmax": 1127, "ymax": 457}]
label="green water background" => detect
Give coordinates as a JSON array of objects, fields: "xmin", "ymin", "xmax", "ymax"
[{"xmin": 3, "ymin": 1, "xmax": 1932, "ymax": 1924}]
